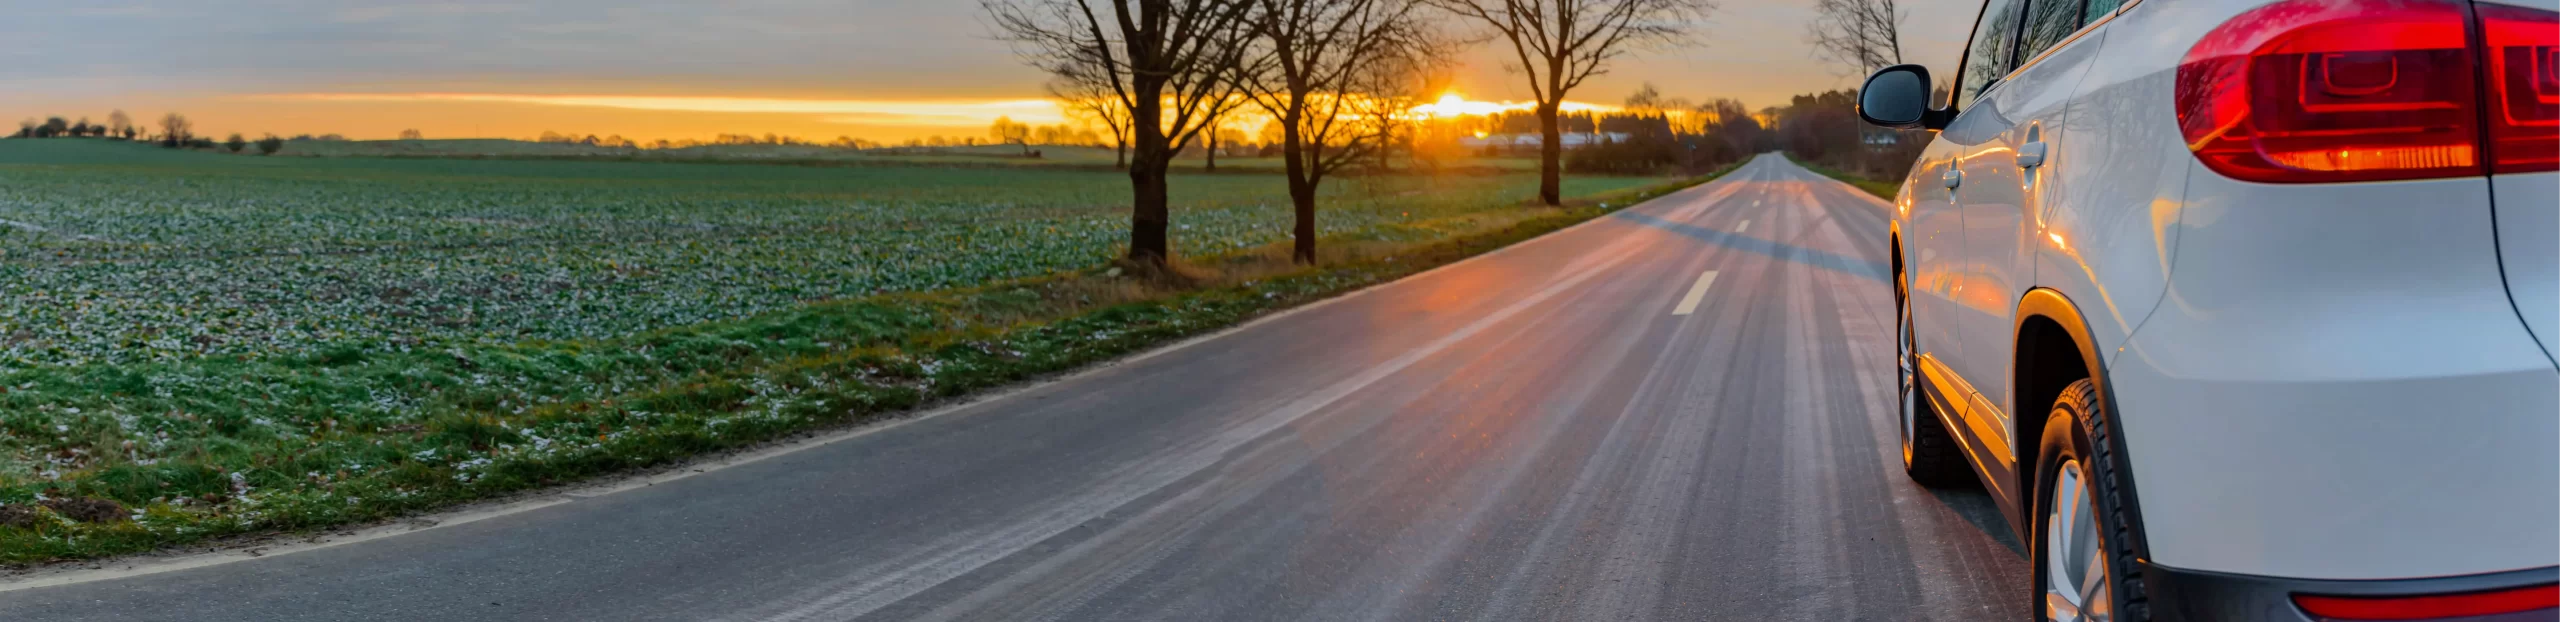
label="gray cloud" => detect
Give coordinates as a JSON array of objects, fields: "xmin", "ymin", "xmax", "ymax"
[
  {"xmin": 5, "ymin": 0, "xmax": 1040, "ymax": 96},
  {"xmin": 6, "ymin": 0, "xmax": 1988, "ymax": 115}
]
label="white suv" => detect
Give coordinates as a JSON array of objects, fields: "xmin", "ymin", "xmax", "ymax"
[{"xmin": 1856, "ymin": 0, "xmax": 2560, "ymax": 619}]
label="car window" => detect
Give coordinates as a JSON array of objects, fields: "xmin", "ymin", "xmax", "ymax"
[
  {"xmin": 1957, "ymin": 0, "xmax": 2026, "ymax": 106},
  {"xmin": 2084, "ymin": 0, "xmax": 2126, "ymax": 23},
  {"xmin": 2021, "ymin": 0, "xmax": 2085, "ymax": 63}
]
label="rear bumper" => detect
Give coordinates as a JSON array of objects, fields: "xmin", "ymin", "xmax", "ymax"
[{"xmin": 2148, "ymin": 563, "xmax": 2559, "ymax": 622}]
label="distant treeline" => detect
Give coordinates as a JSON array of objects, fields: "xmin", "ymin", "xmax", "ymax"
[{"xmin": 12, "ymin": 110, "xmax": 296, "ymax": 155}]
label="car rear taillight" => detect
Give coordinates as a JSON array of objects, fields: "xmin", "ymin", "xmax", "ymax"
[
  {"xmin": 2178, "ymin": 0, "xmax": 2482, "ymax": 183},
  {"xmin": 2293, "ymin": 583, "xmax": 2558, "ymax": 621},
  {"xmin": 2480, "ymin": 3, "xmax": 2559, "ymax": 173},
  {"xmin": 2176, "ymin": 0, "xmax": 2560, "ymax": 183}
]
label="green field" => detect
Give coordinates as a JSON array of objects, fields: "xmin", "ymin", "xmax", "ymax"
[
  {"xmin": 0, "ymin": 137, "xmax": 1690, "ymax": 561},
  {"xmin": 267, "ymin": 139, "xmax": 1549, "ymax": 173},
  {"xmin": 0, "ymin": 139, "xmax": 1651, "ymax": 366}
]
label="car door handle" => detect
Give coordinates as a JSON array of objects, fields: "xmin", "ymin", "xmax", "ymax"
[
  {"xmin": 1941, "ymin": 169, "xmax": 1964, "ymax": 189},
  {"xmin": 2016, "ymin": 141, "xmax": 2048, "ymax": 168}
]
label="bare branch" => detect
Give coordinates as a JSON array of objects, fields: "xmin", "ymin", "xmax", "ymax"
[
  {"xmin": 1804, "ymin": 0, "xmax": 1904, "ymax": 76},
  {"xmin": 1422, "ymin": 0, "xmax": 1711, "ymax": 205},
  {"xmin": 1229, "ymin": 0, "xmax": 1445, "ymax": 262},
  {"xmin": 984, "ymin": 0, "xmax": 1259, "ymax": 264}
]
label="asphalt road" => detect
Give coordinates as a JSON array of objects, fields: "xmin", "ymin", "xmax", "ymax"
[{"xmin": 0, "ymin": 153, "xmax": 2029, "ymax": 621}]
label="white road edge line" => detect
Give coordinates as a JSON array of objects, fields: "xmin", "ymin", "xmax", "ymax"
[
  {"xmin": 1671, "ymin": 270, "xmax": 1720, "ymax": 316},
  {"xmin": 0, "ymin": 158, "xmax": 1762, "ymax": 595}
]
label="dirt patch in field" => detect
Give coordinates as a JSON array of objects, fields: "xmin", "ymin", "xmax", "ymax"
[{"xmin": 41, "ymin": 499, "xmax": 128, "ymax": 524}]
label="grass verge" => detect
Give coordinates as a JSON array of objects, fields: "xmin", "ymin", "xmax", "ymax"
[
  {"xmin": 1784, "ymin": 153, "xmax": 1902, "ymax": 201},
  {"xmin": 0, "ymin": 165, "xmax": 1736, "ymax": 566}
]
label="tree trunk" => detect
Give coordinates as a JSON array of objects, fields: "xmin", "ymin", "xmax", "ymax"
[
  {"xmin": 1280, "ymin": 115, "xmax": 1317, "ymax": 265},
  {"xmin": 1128, "ymin": 96, "xmax": 1172, "ymax": 266},
  {"xmin": 1206, "ymin": 130, "xmax": 1219, "ymax": 173},
  {"xmin": 1376, "ymin": 123, "xmax": 1393, "ymax": 172},
  {"xmin": 1116, "ymin": 138, "xmax": 1129, "ymax": 170},
  {"xmin": 1289, "ymin": 177, "xmax": 1317, "ymax": 264},
  {"xmin": 1537, "ymin": 101, "xmax": 1564, "ymax": 206},
  {"xmin": 1130, "ymin": 157, "xmax": 1172, "ymax": 265}
]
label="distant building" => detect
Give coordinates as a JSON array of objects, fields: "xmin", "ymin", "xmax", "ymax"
[{"xmin": 1458, "ymin": 132, "xmax": 1633, "ymax": 150}]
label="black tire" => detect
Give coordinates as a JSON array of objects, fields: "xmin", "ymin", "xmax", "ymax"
[
  {"xmin": 1897, "ymin": 260, "xmax": 1969, "ymax": 487},
  {"xmin": 2033, "ymin": 379, "xmax": 2151, "ymax": 622}
]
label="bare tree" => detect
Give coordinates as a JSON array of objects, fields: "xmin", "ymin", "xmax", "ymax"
[
  {"xmin": 1200, "ymin": 104, "xmax": 1229, "ymax": 173},
  {"xmin": 158, "ymin": 113, "xmax": 193, "ymax": 147},
  {"xmin": 1034, "ymin": 124, "xmax": 1074, "ymax": 146},
  {"xmin": 1805, "ymin": 0, "xmax": 1903, "ymax": 76},
  {"xmin": 1049, "ymin": 77, "xmax": 1135, "ymax": 168},
  {"xmin": 1234, "ymin": 0, "xmax": 1442, "ymax": 263},
  {"xmin": 1426, "ymin": 0, "xmax": 1712, "ymax": 205},
  {"xmin": 986, "ymin": 0, "xmax": 1258, "ymax": 267},
  {"xmin": 1362, "ymin": 60, "xmax": 1442, "ymax": 172},
  {"xmin": 990, "ymin": 116, "xmax": 1036, "ymax": 156},
  {"xmin": 399, "ymin": 128, "xmax": 425, "ymax": 140},
  {"xmin": 106, "ymin": 110, "xmax": 132, "ymax": 139}
]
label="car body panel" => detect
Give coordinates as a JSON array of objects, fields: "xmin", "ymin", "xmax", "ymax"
[
  {"xmin": 2478, "ymin": 0, "xmax": 2557, "ymax": 364},
  {"xmin": 2082, "ymin": 0, "xmax": 2560, "ymax": 579},
  {"xmin": 1891, "ymin": 0, "xmax": 2560, "ymax": 585},
  {"xmin": 2037, "ymin": 0, "xmax": 2185, "ymax": 377},
  {"xmin": 2112, "ymin": 169, "xmax": 2560, "ymax": 580},
  {"xmin": 1951, "ymin": 4, "xmax": 2111, "ymax": 481},
  {"xmin": 1924, "ymin": 0, "xmax": 2024, "ymax": 518},
  {"xmin": 1908, "ymin": 139, "xmax": 1976, "ymax": 427},
  {"xmin": 2482, "ymin": 0, "xmax": 2560, "ymax": 15},
  {"xmin": 2494, "ymin": 171, "xmax": 2559, "ymax": 362}
]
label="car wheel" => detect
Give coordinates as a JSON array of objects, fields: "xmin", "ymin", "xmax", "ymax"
[
  {"xmin": 1897, "ymin": 262, "xmax": 1968, "ymax": 487},
  {"xmin": 2034, "ymin": 379, "xmax": 2150, "ymax": 622}
]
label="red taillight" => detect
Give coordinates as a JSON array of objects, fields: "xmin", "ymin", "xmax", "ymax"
[
  {"xmin": 2177, "ymin": 0, "xmax": 2483, "ymax": 183},
  {"xmin": 2481, "ymin": 3, "xmax": 2560, "ymax": 173},
  {"xmin": 2177, "ymin": 0, "xmax": 2560, "ymax": 182},
  {"xmin": 2293, "ymin": 583, "xmax": 2559, "ymax": 620}
]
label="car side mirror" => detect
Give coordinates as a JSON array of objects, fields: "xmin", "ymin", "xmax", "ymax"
[{"xmin": 1859, "ymin": 64, "xmax": 1952, "ymax": 130}]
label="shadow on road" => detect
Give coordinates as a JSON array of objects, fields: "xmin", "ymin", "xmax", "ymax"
[
  {"xmin": 1610, "ymin": 211, "xmax": 1891, "ymax": 284},
  {"xmin": 1930, "ymin": 485, "xmax": 2026, "ymax": 557}
]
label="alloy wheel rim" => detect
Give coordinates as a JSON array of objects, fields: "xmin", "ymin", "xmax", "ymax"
[{"xmin": 2044, "ymin": 460, "xmax": 2112, "ymax": 622}]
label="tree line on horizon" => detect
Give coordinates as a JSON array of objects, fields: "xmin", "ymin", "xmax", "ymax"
[{"xmin": 14, "ymin": 110, "xmax": 297, "ymax": 155}]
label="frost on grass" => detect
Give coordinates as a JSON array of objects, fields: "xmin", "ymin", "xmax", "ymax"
[
  {"xmin": 0, "ymin": 155, "xmax": 1650, "ymax": 365},
  {"xmin": 0, "ymin": 141, "xmax": 1672, "ymax": 561}
]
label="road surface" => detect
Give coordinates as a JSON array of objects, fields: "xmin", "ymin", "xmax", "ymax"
[{"xmin": 0, "ymin": 154, "xmax": 2029, "ymax": 621}]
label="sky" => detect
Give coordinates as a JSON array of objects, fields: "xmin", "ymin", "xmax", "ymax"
[{"xmin": 1, "ymin": 0, "xmax": 1981, "ymax": 142}]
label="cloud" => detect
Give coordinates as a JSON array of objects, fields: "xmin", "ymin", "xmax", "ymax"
[{"xmin": 332, "ymin": 2, "xmax": 530, "ymax": 24}]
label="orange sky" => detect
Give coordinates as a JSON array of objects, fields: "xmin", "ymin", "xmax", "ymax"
[{"xmin": 2, "ymin": 1, "xmax": 1980, "ymax": 143}]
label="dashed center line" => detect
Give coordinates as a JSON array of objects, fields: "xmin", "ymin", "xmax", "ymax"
[
  {"xmin": 1672, "ymin": 270, "xmax": 1720, "ymax": 316},
  {"xmin": 1736, "ymin": 220, "xmax": 1751, "ymax": 233}
]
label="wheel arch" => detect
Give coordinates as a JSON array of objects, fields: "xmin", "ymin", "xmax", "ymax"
[
  {"xmin": 1888, "ymin": 224, "xmax": 1903, "ymax": 277},
  {"xmin": 2011, "ymin": 287, "xmax": 2153, "ymax": 559}
]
